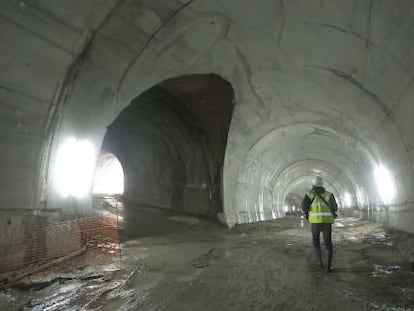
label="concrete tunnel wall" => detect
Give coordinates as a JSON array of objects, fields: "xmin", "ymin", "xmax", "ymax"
[{"xmin": 0, "ymin": 1, "xmax": 414, "ymax": 234}]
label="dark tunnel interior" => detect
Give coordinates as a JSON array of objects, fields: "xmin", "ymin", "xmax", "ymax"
[{"xmin": 101, "ymin": 74, "xmax": 234, "ymax": 235}]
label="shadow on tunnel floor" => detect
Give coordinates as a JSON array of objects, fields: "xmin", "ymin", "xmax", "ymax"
[{"xmin": 120, "ymin": 204, "xmax": 226, "ymax": 242}]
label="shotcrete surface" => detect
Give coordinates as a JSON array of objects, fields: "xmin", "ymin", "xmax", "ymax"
[{"xmin": 1, "ymin": 216, "xmax": 413, "ymax": 310}]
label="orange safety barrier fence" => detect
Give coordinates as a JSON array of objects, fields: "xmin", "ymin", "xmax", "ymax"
[{"xmin": 0, "ymin": 213, "xmax": 120, "ymax": 275}]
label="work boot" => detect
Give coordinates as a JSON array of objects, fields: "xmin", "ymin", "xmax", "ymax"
[
  {"xmin": 327, "ymin": 249, "xmax": 333, "ymax": 273},
  {"xmin": 314, "ymin": 246, "xmax": 324, "ymax": 269}
]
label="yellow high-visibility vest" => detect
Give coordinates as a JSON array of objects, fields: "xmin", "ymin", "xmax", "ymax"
[{"xmin": 308, "ymin": 191, "xmax": 335, "ymax": 224}]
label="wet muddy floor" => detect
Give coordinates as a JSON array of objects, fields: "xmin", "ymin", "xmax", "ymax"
[{"xmin": 1, "ymin": 215, "xmax": 413, "ymax": 310}]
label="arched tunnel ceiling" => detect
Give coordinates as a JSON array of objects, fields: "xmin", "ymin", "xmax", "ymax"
[{"xmin": 1, "ymin": 1, "xmax": 414, "ymax": 230}]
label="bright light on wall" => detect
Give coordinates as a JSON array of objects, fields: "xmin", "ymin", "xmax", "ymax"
[
  {"xmin": 356, "ymin": 186, "xmax": 368, "ymax": 208},
  {"xmin": 374, "ymin": 165, "xmax": 395, "ymax": 205},
  {"xmin": 55, "ymin": 137, "xmax": 96, "ymax": 198},
  {"xmin": 343, "ymin": 192, "xmax": 352, "ymax": 207},
  {"xmin": 93, "ymin": 153, "xmax": 124, "ymax": 195}
]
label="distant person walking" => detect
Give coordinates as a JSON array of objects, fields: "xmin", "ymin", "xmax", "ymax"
[{"xmin": 301, "ymin": 176, "xmax": 338, "ymax": 272}]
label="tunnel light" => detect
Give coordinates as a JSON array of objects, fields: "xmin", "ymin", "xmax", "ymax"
[
  {"xmin": 343, "ymin": 192, "xmax": 352, "ymax": 207},
  {"xmin": 374, "ymin": 165, "xmax": 395, "ymax": 205},
  {"xmin": 55, "ymin": 137, "xmax": 95, "ymax": 198},
  {"xmin": 93, "ymin": 153, "xmax": 124, "ymax": 195}
]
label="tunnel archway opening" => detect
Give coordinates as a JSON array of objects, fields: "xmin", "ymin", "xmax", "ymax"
[
  {"xmin": 283, "ymin": 193, "xmax": 301, "ymax": 216},
  {"xmin": 93, "ymin": 152, "xmax": 124, "ymax": 196},
  {"xmin": 233, "ymin": 123, "xmax": 383, "ymax": 225},
  {"xmin": 103, "ymin": 74, "xmax": 234, "ymax": 236}
]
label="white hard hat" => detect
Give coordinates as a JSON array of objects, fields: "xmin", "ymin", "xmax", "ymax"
[{"xmin": 312, "ymin": 176, "xmax": 323, "ymax": 187}]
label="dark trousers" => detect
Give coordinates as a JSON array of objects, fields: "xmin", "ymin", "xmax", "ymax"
[{"xmin": 311, "ymin": 223, "xmax": 333, "ymax": 251}]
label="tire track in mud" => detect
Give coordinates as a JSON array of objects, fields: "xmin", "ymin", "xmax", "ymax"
[
  {"xmin": 119, "ymin": 233, "xmax": 371, "ymax": 310},
  {"xmin": 13, "ymin": 217, "xmax": 413, "ymax": 310},
  {"xmin": 138, "ymin": 237, "xmax": 317, "ymax": 310}
]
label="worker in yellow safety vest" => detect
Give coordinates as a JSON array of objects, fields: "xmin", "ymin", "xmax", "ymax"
[{"xmin": 301, "ymin": 176, "xmax": 338, "ymax": 272}]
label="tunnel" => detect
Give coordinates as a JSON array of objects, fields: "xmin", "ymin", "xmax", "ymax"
[
  {"xmin": 101, "ymin": 74, "xmax": 234, "ymax": 235},
  {"xmin": 0, "ymin": 1, "xmax": 414, "ymax": 309}
]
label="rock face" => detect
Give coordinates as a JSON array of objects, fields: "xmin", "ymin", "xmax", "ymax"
[{"xmin": 0, "ymin": 0, "xmax": 414, "ymax": 233}]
